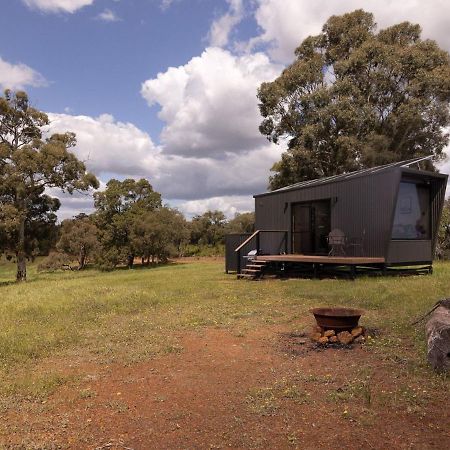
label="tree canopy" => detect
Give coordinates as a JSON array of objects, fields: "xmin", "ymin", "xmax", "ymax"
[
  {"xmin": 93, "ymin": 178, "xmax": 163, "ymax": 269},
  {"xmin": 257, "ymin": 10, "xmax": 450, "ymax": 190},
  {"xmin": 0, "ymin": 90, "xmax": 98, "ymax": 280}
]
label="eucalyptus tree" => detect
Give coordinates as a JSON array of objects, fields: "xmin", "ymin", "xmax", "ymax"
[
  {"xmin": 130, "ymin": 207, "xmax": 188, "ymax": 264},
  {"xmin": 57, "ymin": 214, "xmax": 99, "ymax": 270},
  {"xmin": 93, "ymin": 178, "xmax": 162, "ymax": 269},
  {"xmin": 0, "ymin": 90, "xmax": 98, "ymax": 281},
  {"xmin": 258, "ymin": 10, "xmax": 450, "ymax": 190}
]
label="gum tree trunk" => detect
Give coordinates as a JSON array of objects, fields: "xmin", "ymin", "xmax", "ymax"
[
  {"xmin": 127, "ymin": 254, "xmax": 134, "ymax": 269},
  {"xmin": 16, "ymin": 215, "xmax": 27, "ymax": 282},
  {"xmin": 78, "ymin": 244, "xmax": 86, "ymax": 270}
]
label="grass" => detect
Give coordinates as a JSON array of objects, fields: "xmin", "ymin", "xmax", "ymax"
[{"xmin": 0, "ymin": 258, "xmax": 449, "ymax": 400}]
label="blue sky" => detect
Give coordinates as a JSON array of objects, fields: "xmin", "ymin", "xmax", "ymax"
[
  {"xmin": 1, "ymin": 0, "xmax": 449, "ymax": 219},
  {"xmin": 1, "ymin": 1, "xmax": 244, "ymax": 135}
]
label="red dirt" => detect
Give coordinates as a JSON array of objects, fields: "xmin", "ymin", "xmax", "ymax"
[{"xmin": 1, "ymin": 326, "xmax": 449, "ymax": 449}]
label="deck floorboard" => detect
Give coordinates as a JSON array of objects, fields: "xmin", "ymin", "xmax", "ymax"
[{"xmin": 255, "ymin": 254, "xmax": 385, "ymax": 265}]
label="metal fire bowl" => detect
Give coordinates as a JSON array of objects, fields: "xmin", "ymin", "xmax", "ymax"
[{"xmin": 311, "ymin": 307, "xmax": 364, "ymax": 331}]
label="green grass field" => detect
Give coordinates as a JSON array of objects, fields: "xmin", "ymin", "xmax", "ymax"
[{"xmin": 0, "ymin": 258, "xmax": 449, "ymax": 400}]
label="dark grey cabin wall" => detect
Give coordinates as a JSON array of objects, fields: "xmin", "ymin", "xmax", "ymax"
[
  {"xmin": 255, "ymin": 169, "xmax": 400, "ymax": 258},
  {"xmin": 225, "ymin": 233, "xmax": 251, "ymax": 272}
]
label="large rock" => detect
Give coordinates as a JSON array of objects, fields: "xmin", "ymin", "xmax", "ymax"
[
  {"xmin": 351, "ymin": 327, "xmax": 363, "ymax": 338},
  {"xmin": 310, "ymin": 332, "xmax": 322, "ymax": 342},
  {"xmin": 337, "ymin": 331, "xmax": 353, "ymax": 345}
]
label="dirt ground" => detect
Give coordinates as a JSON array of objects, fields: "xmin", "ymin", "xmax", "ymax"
[{"xmin": 1, "ymin": 326, "xmax": 449, "ymax": 450}]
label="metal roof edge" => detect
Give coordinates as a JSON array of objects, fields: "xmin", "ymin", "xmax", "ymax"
[
  {"xmin": 253, "ymin": 157, "xmax": 446, "ymax": 198},
  {"xmin": 254, "ymin": 165, "xmax": 400, "ymax": 198}
]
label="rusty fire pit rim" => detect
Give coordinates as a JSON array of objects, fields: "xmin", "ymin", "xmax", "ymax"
[{"xmin": 309, "ymin": 306, "xmax": 364, "ymax": 317}]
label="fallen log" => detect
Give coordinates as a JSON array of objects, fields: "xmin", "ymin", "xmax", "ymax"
[{"xmin": 425, "ymin": 299, "xmax": 450, "ymax": 372}]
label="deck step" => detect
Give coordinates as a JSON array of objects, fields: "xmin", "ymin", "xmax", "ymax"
[
  {"xmin": 237, "ymin": 273, "xmax": 258, "ymax": 279},
  {"xmin": 237, "ymin": 260, "xmax": 268, "ymax": 280}
]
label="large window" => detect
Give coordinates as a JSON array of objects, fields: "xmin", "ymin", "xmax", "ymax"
[{"xmin": 391, "ymin": 182, "xmax": 430, "ymax": 240}]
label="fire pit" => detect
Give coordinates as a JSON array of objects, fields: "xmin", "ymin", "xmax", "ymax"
[{"xmin": 311, "ymin": 307, "xmax": 363, "ymax": 331}]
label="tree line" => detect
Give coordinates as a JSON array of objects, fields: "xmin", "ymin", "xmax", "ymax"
[{"xmin": 38, "ymin": 185, "xmax": 254, "ymax": 273}]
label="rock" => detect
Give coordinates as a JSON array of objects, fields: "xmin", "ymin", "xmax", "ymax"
[
  {"xmin": 337, "ymin": 331, "xmax": 353, "ymax": 345},
  {"xmin": 351, "ymin": 327, "xmax": 364, "ymax": 338},
  {"xmin": 354, "ymin": 335, "xmax": 365, "ymax": 344},
  {"xmin": 318, "ymin": 336, "xmax": 329, "ymax": 345},
  {"xmin": 310, "ymin": 332, "xmax": 322, "ymax": 342},
  {"xmin": 324, "ymin": 330, "xmax": 335, "ymax": 338},
  {"xmin": 313, "ymin": 325, "xmax": 324, "ymax": 334},
  {"xmin": 329, "ymin": 335, "xmax": 338, "ymax": 343}
]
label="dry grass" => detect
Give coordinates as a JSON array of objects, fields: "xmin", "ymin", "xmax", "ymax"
[{"xmin": 0, "ymin": 258, "xmax": 449, "ymax": 402}]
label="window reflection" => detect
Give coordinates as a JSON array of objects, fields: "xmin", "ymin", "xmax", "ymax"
[{"xmin": 392, "ymin": 182, "xmax": 430, "ymax": 240}]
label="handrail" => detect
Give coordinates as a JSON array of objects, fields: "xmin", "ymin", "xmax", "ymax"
[
  {"xmin": 234, "ymin": 229, "xmax": 288, "ymax": 252},
  {"xmin": 234, "ymin": 230, "xmax": 260, "ymax": 252}
]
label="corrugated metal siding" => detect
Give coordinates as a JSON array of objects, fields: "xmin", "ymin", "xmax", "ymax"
[
  {"xmin": 255, "ymin": 169, "xmax": 400, "ymax": 258},
  {"xmin": 225, "ymin": 233, "xmax": 251, "ymax": 272},
  {"xmin": 430, "ymin": 176, "xmax": 448, "ymax": 258},
  {"xmin": 260, "ymin": 231, "xmax": 288, "ymax": 256},
  {"xmin": 387, "ymin": 241, "xmax": 432, "ymax": 263}
]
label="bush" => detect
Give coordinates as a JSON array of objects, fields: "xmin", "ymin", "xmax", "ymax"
[{"xmin": 37, "ymin": 252, "xmax": 73, "ymax": 272}]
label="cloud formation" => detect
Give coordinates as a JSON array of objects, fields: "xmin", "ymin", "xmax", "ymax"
[
  {"xmin": 46, "ymin": 113, "xmax": 159, "ymax": 177},
  {"xmin": 250, "ymin": 0, "xmax": 450, "ymax": 63},
  {"xmin": 22, "ymin": 0, "xmax": 94, "ymax": 14},
  {"xmin": 0, "ymin": 57, "xmax": 47, "ymax": 90},
  {"xmin": 44, "ymin": 111, "xmax": 281, "ymax": 218},
  {"xmin": 96, "ymin": 8, "xmax": 120, "ymax": 22},
  {"xmin": 208, "ymin": 0, "xmax": 244, "ymax": 47},
  {"xmin": 141, "ymin": 47, "xmax": 282, "ymax": 158}
]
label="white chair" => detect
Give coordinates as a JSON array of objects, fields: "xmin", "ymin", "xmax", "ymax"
[{"xmin": 327, "ymin": 229, "xmax": 346, "ymax": 256}]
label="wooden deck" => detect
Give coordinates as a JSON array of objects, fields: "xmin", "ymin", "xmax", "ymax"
[{"xmin": 255, "ymin": 254, "xmax": 385, "ymax": 265}]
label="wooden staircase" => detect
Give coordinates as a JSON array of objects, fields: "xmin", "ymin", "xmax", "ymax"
[{"xmin": 237, "ymin": 260, "xmax": 268, "ymax": 280}]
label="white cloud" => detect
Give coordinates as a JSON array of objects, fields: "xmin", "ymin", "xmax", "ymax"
[
  {"xmin": 208, "ymin": 0, "xmax": 244, "ymax": 47},
  {"xmin": 96, "ymin": 8, "xmax": 120, "ymax": 22},
  {"xmin": 0, "ymin": 57, "xmax": 47, "ymax": 90},
  {"xmin": 43, "ymin": 111, "xmax": 281, "ymax": 218},
  {"xmin": 160, "ymin": 0, "xmax": 174, "ymax": 11},
  {"xmin": 22, "ymin": 0, "xmax": 94, "ymax": 13},
  {"xmin": 177, "ymin": 195, "xmax": 254, "ymax": 219},
  {"xmin": 141, "ymin": 47, "xmax": 282, "ymax": 158},
  {"xmin": 250, "ymin": 0, "xmax": 450, "ymax": 63},
  {"xmin": 45, "ymin": 113, "xmax": 160, "ymax": 177}
]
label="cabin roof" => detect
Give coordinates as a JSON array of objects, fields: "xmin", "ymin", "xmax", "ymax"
[{"xmin": 254, "ymin": 156, "xmax": 443, "ymax": 198}]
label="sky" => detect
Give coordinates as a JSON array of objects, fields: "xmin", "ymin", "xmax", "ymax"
[{"xmin": 1, "ymin": 0, "xmax": 450, "ymax": 219}]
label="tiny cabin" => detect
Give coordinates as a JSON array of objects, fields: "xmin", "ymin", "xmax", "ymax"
[{"xmin": 225, "ymin": 158, "xmax": 448, "ymax": 277}]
